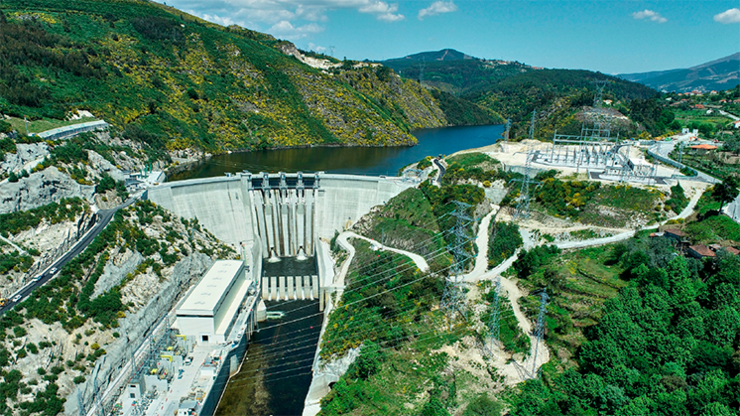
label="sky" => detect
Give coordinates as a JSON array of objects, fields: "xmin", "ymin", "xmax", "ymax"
[{"xmin": 160, "ymin": 0, "xmax": 740, "ymax": 74}]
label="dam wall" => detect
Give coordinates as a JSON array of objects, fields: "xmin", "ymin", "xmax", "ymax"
[
  {"xmin": 147, "ymin": 172, "xmax": 414, "ymax": 248},
  {"xmin": 147, "ymin": 176, "xmax": 255, "ymax": 246},
  {"xmin": 314, "ymin": 174, "xmax": 413, "ymax": 239}
]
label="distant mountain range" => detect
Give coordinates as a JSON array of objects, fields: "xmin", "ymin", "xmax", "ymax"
[
  {"xmin": 619, "ymin": 53, "xmax": 740, "ymax": 93},
  {"xmin": 380, "ymin": 48, "xmax": 533, "ymax": 95}
]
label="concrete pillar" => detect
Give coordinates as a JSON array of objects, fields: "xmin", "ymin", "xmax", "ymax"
[
  {"xmin": 287, "ymin": 276, "xmax": 295, "ymax": 300},
  {"xmin": 289, "ymin": 192, "xmax": 298, "ymax": 256},
  {"xmin": 305, "ymin": 190, "xmax": 314, "ymax": 255},
  {"xmin": 269, "ymin": 190, "xmax": 282, "ymax": 256},
  {"xmin": 262, "ymin": 277, "xmax": 269, "ymax": 300},
  {"xmin": 281, "ymin": 203, "xmax": 290, "ymax": 257},
  {"xmin": 311, "ymin": 275, "xmax": 319, "ymax": 299},
  {"xmin": 306, "ymin": 276, "xmax": 313, "ymax": 300},
  {"xmin": 252, "ymin": 191, "xmax": 270, "ymax": 257},
  {"xmin": 297, "ymin": 201, "xmax": 306, "ymax": 257},
  {"xmin": 270, "ymin": 276, "xmax": 277, "ymax": 301},
  {"xmin": 278, "ymin": 276, "xmax": 286, "ymax": 301}
]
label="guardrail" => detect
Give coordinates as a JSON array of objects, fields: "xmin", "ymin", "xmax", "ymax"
[{"xmin": 646, "ymin": 146, "xmax": 718, "ymax": 184}]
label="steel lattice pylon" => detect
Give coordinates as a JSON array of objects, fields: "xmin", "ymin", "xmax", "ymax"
[
  {"xmin": 485, "ymin": 274, "xmax": 502, "ymax": 359},
  {"xmin": 509, "ymin": 112, "xmax": 541, "ymax": 220},
  {"xmin": 531, "ymin": 289, "xmax": 549, "ymax": 377},
  {"xmin": 441, "ymin": 201, "xmax": 472, "ymax": 329}
]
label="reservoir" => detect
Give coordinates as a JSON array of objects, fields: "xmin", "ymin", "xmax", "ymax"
[{"xmin": 171, "ymin": 124, "xmax": 504, "ymax": 180}]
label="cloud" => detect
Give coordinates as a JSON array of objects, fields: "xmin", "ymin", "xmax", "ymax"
[
  {"xmin": 418, "ymin": 1, "xmax": 457, "ymax": 20},
  {"xmin": 308, "ymin": 42, "xmax": 327, "ymax": 53},
  {"xmin": 358, "ymin": 1, "xmax": 404, "ymax": 21},
  {"xmin": 268, "ymin": 20, "xmax": 324, "ymax": 40},
  {"xmin": 632, "ymin": 9, "xmax": 667, "ymax": 23},
  {"xmin": 714, "ymin": 8, "xmax": 740, "ymax": 24}
]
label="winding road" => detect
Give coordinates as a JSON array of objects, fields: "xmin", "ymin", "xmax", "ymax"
[{"xmin": 1, "ymin": 197, "xmax": 138, "ymax": 314}]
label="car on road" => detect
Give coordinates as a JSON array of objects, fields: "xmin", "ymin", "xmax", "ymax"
[
  {"xmin": 32, "ymin": 273, "xmax": 44, "ymax": 282},
  {"xmin": 49, "ymin": 267, "xmax": 58, "ymax": 275},
  {"xmin": 12, "ymin": 295, "xmax": 21, "ymax": 303}
]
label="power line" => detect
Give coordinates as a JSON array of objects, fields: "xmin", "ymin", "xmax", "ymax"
[{"xmin": 531, "ymin": 289, "xmax": 549, "ymax": 377}]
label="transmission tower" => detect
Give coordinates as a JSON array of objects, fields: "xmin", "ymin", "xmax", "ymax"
[
  {"xmin": 582, "ymin": 80, "xmax": 612, "ymax": 140},
  {"xmin": 441, "ymin": 201, "xmax": 472, "ymax": 329},
  {"xmin": 509, "ymin": 112, "xmax": 541, "ymax": 220},
  {"xmin": 531, "ymin": 289, "xmax": 549, "ymax": 377},
  {"xmin": 501, "ymin": 118, "xmax": 511, "ymax": 152},
  {"xmin": 486, "ymin": 274, "xmax": 502, "ymax": 358}
]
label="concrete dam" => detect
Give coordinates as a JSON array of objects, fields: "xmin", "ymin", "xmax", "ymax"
[{"xmin": 147, "ymin": 172, "xmax": 415, "ymax": 298}]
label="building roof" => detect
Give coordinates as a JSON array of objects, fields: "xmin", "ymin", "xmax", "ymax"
[
  {"xmin": 34, "ymin": 120, "xmax": 108, "ymax": 139},
  {"xmin": 689, "ymin": 244, "xmax": 716, "ymax": 257},
  {"xmin": 664, "ymin": 229, "xmax": 687, "ymax": 237},
  {"xmin": 727, "ymin": 247, "xmax": 740, "ymax": 255},
  {"xmin": 177, "ymin": 260, "xmax": 244, "ymax": 316},
  {"xmin": 690, "ymin": 144, "xmax": 717, "ymax": 150}
]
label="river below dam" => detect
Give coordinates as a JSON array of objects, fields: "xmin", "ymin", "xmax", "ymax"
[
  {"xmin": 171, "ymin": 124, "xmax": 504, "ymax": 180},
  {"xmin": 216, "ymin": 258, "xmax": 323, "ymax": 416}
]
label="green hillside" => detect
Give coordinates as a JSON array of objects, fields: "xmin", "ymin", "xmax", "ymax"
[
  {"xmin": 384, "ymin": 49, "xmax": 662, "ymax": 139},
  {"xmin": 0, "ymin": 1, "xmax": 496, "ymax": 156},
  {"xmin": 382, "ymin": 49, "xmax": 533, "ymax": 95}
]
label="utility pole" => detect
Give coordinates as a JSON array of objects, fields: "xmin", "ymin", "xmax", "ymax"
[
  {"xmin": 441, "ymin": 201, "xmax": 472, "ymax": 329},
  {"xmin": 24, "ymin": 116, "xmax": 29, "ymax": 135},
  {"xmin": 531, "ymin": 289, "xmax": 549, "ymax": 377},
  {"xmin": 501, "ymin": 119, "xmax": 511, "ymax": 153},
  {"xmin": 485, "ymin": 274, "xmax": 502, "ymax": 359}
]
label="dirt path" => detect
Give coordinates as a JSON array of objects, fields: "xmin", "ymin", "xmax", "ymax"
[{"xmin": 339, "ymin": 231, "xmax": 429, "ymax": 272}]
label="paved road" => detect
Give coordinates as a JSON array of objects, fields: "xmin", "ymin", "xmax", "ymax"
[
  {"xmin": 649, "ymin": 140, "xmax": 719, "ymax": 184},
  {"xmin": 719, "ymin": 110, "xmax": 739, "ymax": 121},
  {"xmin": 432, "ymin": 158, "xmax": 446, "ymax": 185},
  {"xmin": 1, "ymin": 198, "xmax": 137, "ymax": 314}
]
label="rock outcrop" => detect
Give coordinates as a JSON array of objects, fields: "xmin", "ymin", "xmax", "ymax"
[
  {"xmin": 0, "ymin": 167, "xmax": 95, "ymax": 214},
  {"xmin": 0, "ymin": 142, "xmax": 49, "ymax": 175},
  {"xmin": 87, "ymin": 150, "xmax": 125, "ymax": 181}
]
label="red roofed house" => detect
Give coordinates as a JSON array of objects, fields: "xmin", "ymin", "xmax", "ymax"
[{"xmin": 688, "ymin": 244, "xmax": 716, "ymax": 259}]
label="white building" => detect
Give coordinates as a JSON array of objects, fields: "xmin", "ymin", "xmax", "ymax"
[{"xmin": 174, "ymin": 260, "xmax": 255, "ymax": 344}]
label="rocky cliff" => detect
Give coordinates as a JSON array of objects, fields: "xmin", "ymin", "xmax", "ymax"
[{"xmin": 0, "ymin": 167, "xmax": 95, "ymax": 214}]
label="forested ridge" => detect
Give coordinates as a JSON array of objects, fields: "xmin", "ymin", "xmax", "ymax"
[{"xmin": 0, "ymin": 0, "xmax": 495, "ymax": 156}]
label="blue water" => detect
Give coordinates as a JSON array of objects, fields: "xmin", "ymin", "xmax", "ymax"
[{"xmin": 170, "ymin": 124, "xmax": 504, "ymax": 180}]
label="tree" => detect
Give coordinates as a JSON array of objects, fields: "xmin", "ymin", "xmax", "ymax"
[{"xmin": 711, "ymin": 176, "xmax": 740, "ymax": 215}]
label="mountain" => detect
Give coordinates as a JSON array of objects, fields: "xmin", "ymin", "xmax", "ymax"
[
  {"xmin": 620, "ymin": 53, "xmax": 740, "ymax": 92},
  {"xmin": 0, "ymin": 2, "xmax": 498, "ymax": 158},
  {"xmin": 381, "ymin": 49, "xmax": 533, "ymax": 95}
]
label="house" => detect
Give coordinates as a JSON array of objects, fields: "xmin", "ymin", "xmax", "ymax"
[
  {"xmin": 693, "ymin": 104, "xmax": 706, "ymax": 109},
  {"xmin": 664, "ymin": 229, "xmax": 688, "ymax": 241},
  {"xmin": 690, "ymin": 144, "xmax": 718, "ymax": 153},
  {"xmin": 708, "ymin": 244, "xmax": 740, "ymax": 256},
  {"xmin": 733, "ymin": 120, "xmax": 740, "ymax": 129},
  {"xmin": 688, "ymin": 244, "xmax": 716, "ymax": 259}
]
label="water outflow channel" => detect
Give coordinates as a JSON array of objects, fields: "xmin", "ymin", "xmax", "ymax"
[{"xmin": 216, "ymin": 257, "xmax": 323, "ymax": 416}]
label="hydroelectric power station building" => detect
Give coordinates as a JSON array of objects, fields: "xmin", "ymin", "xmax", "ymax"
[{"xmin": 173, "ymin": 260, "xmax": 254, "ymax": 344}]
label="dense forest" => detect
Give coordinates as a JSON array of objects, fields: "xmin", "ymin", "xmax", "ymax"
[{"xmin": 509, "ymin": 237, "xmax": 740, "ymax": 416}]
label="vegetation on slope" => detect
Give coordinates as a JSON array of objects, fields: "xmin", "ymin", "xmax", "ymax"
[
  {"xmin": 0, "ymin": 2, "xmax": 490, "ymax": 156},
  {"xmin": 509, "ymin": 240, "xmax": 740, "ymax": 416}
]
